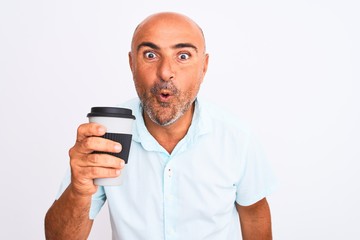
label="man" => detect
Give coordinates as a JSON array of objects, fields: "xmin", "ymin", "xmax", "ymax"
[{"xmin": 45, "ymin": 12, "xmax": 276, "ymax": 239}]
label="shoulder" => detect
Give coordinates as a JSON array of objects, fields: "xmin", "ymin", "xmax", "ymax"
[
  {"xmin": 198, "ymin": 98, "xmax": 253, "ymax": 138},
  {"xmin": 115, "ymin": 98, "xmax": 142, "ymax": 118},
  {"xmin": 116, "ymin": 97, "xmax": 140, "ymax": 110}
]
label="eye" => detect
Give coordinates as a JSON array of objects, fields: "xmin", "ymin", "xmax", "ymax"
[
  {"xmin": 144, "ymin": 51, "xmax": 157, "ymax": 59},
  {"xmin": 178, "ymin": 53, "xmax": 190, "ymax": 60}
]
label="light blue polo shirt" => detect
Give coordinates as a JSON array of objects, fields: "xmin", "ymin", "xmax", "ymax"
[{"xmin": 57, "ymin": 98, "xmax": 277, "ymax": 240}]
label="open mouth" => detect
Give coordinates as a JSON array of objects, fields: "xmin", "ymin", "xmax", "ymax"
[
  {"xmin": 161, "ymin": 93, "xmax": 170, "ymax": 98},
  {"xmin": 159, "ymin": 90, "xmax": 172, "ymax": 101}
]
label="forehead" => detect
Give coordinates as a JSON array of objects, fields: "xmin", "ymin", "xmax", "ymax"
[{"xmin": 132, "ymin": 14, "xmax": 205, "ymax": 51}]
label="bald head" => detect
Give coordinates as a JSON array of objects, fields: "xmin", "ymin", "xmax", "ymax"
[{"xmin": 131, "ymin": 12, "xmax": 206, "ymax": 54}]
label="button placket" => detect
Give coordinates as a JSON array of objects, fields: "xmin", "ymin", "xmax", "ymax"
[{"xmin": 163, "ymin": 159, "xmax": 178, "ymax": 240}]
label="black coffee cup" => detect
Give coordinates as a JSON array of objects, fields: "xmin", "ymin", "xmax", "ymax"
[{"xmin": 87, "ymin": 107, "xmax": 135, "ymax": 185}]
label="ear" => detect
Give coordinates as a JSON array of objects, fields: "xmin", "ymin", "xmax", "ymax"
[
  {"xmin": 128, "ymin": 52, "xmax": 134, "ymax": 73},
  {"xmin": 202, "ymin": 53, "xmax": 209, "ymax": 77}
]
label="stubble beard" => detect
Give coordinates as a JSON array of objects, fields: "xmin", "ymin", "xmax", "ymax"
[{"xmin": 139, "ymin": 81, "xmax": 196, "ymax": 127}]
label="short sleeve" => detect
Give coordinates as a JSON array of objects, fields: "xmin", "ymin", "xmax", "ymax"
[
  {"xmin": 89, "ymin": 186, "xmax": 106, "ymax": 219},
  {"xmin": 55, "ymin": 168, "xmax": 71, "ymax": 199},
  {"xmin": 235, "ymin": 134, "xmax": 277, "ymax": 206},
  {"xmin": 55, "ymin": 168, "xmax": 107, "ymax": 220}
]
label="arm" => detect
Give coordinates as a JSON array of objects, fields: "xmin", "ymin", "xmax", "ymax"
[
  {"xmin": 44, "ymin": 123, "xmax": 125, "ymax": 240},
  {"xmin": 236, "ymin": 198, "xmax": 273, "ymax": 240},
  {"xmin": 44, "ymin": 185, "xmax": 94, "ymax": 240}
]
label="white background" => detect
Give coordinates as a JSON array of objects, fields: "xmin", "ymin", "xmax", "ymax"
[{"xmin": 1, "ymin": 0, "xmax": 359, "ymax": 239}]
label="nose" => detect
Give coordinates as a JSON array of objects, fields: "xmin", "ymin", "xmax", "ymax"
[{"xmin": 157, "ymin": 57, "xmax": 175, "ymax": 81}]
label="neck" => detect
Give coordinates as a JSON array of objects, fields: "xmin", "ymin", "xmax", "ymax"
[{"xmin": 143, "ymin": 103, "xmax": 195, "ymax": 154}]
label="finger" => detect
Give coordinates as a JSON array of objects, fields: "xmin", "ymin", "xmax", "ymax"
[
  {"xmin": 81, "ymin": 166, "xmax": 122, "ymax": 179},
  {"xmin": 76, "ymin": 123, "xmax": 107, "ymax": 142},
  {"xmin": 77, "ymin": 137, "xmax": 122, "ymax": 154},
  {"xmin": 82, "ymin": 154, "xmax": 125, "ymax": 169}
]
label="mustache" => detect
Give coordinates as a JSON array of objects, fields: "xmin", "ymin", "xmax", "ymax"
[{"xmin": 150, "ymin": 81, "xmax": 179, "ymax": 95}]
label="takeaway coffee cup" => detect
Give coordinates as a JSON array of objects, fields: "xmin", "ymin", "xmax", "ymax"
[{"xmin": 87, "ymin": 107, "xmax": 135, "ymax": 186}]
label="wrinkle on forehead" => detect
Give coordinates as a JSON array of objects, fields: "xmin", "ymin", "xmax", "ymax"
[{"xmin": 131, "ymin": 12, "xmax": 206, "ymax": 53}]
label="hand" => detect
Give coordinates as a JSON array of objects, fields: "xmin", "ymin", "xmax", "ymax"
[{"xmin": 68, "ymin": 123, "xmax": 125, "ymax": 197}]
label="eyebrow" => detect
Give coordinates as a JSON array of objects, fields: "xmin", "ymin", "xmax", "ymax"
[
  {"xmin": 137, "ymin": 42, "xmax": 160, "ymax": 51},
  {"xmin": 137, "ymin": 42, "xmax": 198, "ymax": 53},
  {"xmin": 174, "ymin": 43, "xmax": 198, "ymax": 52}
]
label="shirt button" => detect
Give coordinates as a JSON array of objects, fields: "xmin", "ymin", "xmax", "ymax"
[
  {"xmin": 167, "ymin": 168, "xmax": 172, "ymax": 177},
  {"xmin": 165, "ymin": 194, "xmax": 174, "ymax": 201},
  {"xmin": 168, "ymin": 227, "xmax": 175, "ymax": 235}
]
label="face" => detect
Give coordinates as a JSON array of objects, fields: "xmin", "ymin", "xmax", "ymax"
[{"xmin": 129, "ymin": 13, "xmax": 209, "ymax": 126}]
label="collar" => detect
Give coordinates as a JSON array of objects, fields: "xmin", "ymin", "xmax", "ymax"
[{"xmin": 131, "ymin": 98, "xmax": 212, "ymax": 155}]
